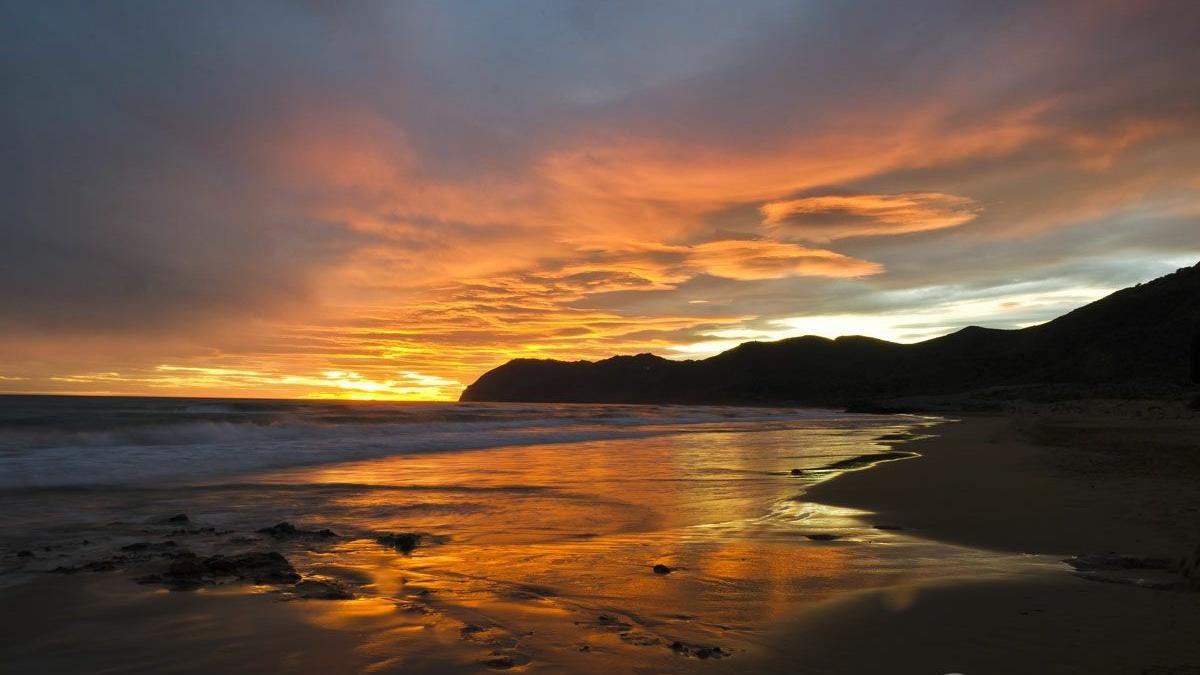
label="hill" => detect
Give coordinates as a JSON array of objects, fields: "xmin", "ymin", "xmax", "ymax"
[{"xmin": 459, "ymin": 263, "xmax": 1200, "ymax": 407}]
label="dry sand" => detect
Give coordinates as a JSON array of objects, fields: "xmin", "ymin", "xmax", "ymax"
[
  {"xmin": 769, "ymin": 413, "xmax": 1200, "ymax": 674},
  {"xmin": 809, "ymin": 414, "xmax": 1200, "ymax": 557}
]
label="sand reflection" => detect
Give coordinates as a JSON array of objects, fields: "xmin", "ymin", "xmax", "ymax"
[
  {"xmin": 226, "ymin": 417, "xmax": 1049, "ymax": 670},
  {"xmin": 0, "ymin": 415, "xmax": 1058, "ymax": 672}
]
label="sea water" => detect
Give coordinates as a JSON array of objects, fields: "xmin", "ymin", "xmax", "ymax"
[{"xmin": 0, "ymin": 395, "xmax": 1055, "ymax": 671}]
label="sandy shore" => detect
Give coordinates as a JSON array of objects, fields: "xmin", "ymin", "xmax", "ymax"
[
  {"xmin": 772, "ymin": 413, "xmax": 1200, "ymax": 674},
  {"xmin": 753, "ymin": 574, "xmax": 1200, "ymax": 674},
  {"xmin": 808, "ymin": 414, "xmax": 1200, "ymax": 557}
]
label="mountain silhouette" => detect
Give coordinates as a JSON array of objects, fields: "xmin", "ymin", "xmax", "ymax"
[{"xmin": 460, "ymin": 262, "xmax": 1200, "ymax": 407}]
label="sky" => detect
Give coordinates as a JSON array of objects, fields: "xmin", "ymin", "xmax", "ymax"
[{"xmin": 1, "ymin": 0, "xmax": 1198, "ymax": 400}]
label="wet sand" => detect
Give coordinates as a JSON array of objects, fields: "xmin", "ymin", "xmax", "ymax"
[
  {"xmin": 807, "ymin": 414, "xmax": 1200, "ymax": 557},
  {"xmin": 2, "ymin": 412, "xmax": 1199, "ymax": 673},
  {"xmin": 753, "ymin": 575, "xmax": 1200, "ymax": 674},
  {"xmin": 785, "ymin": 413, "xmax": 1200, "ymax": 674}
]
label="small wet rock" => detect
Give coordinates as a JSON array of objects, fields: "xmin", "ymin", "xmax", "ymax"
[
  {"xmin": 652, "ymin": 564, "xmax": 673, "ymax": 575},
  {"xmin": 170, "ymin": 526, "xmax": 217, "ymax": 536},
  {"xmin": 260, "ymin": 521, "xmax": 298, "ymax": 536},
  {"xmin": 294, "ymin": 579, "xmax": 354, "ymax": 600},
  {"xmin": 166, "ymin": 514, "xmax": 190, "ymax": 524},
  {"xmin": 257, "ymin": 521, "xmax": 337, "ymax": 540},
  {"xmin": 376, "ymin": 532, "xmax": 421, "ymax": 553},
  {"xmin": 483, "ymin": 655, "xmax": 515, "ymax": 670},
  {"xmin": 121, "ymin": 541, "xmax": 178, "ymax": 553},
  {"xmin": 805, "ymin": 533, "xmax": 839, "ymax": 541},
  {"xmin": 586, "ymin": 613, "xmax": 632, "ymax": 632},
  {"xmin": 669, "ymin": 641, "xmax": 730, "ymax": 659},
  {"xmin": 218, "ymin": 551, "xmax": 299, "ymax": 584},
  {"xmin": 790, "ymin": 468, "xmax": 804, "ymax": 476},
  {"xmin": 873, "ymin": 524, "xmax": 903, "ymax": 531},
  {"xmin": 201, "ymin": 556, "xmax": 239, "ymax": 577},
  {"xmin": 51, "ymin": 559, "xmax": 118, "ymax": 574},
  {"xmin": 482, "ymin": 652, "xmax": 531, "ymax": 670},
  {"xmin": 16, "ymin": 550, "xmax": 33, "ymax": 558},
  {"xmin": 167, "ymin": 557, "xmax": 206, "ymax": 579}
]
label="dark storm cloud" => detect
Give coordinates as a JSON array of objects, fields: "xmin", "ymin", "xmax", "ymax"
[{"xmin": 0, "ymin": 1, "xmax": 370, "ymax": 332}]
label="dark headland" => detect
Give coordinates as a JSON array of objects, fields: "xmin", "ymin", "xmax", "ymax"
[{"xmin": 461, "ymin": 262, "xmax": 1200, "ymax": 409}]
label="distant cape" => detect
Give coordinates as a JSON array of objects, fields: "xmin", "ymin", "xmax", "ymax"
[{"xmin": 460, "ymin": 262, "xmax": 1200, "ymax": 407}]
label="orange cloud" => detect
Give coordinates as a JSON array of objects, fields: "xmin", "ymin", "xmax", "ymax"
[
  {"xmin": 760, "ymin": 192, "xmax": 980, "ymax": 241},
  {"xmin": 682, "ymin": 240, "xmax": 882, "ymax": 280},
  {"xmin": 6, "ymin": 0, "xmax": 1197, "ymax": 402},
  {"xmin": 555, "ymin": 239, "xmax": 881, "ymax": 285}
]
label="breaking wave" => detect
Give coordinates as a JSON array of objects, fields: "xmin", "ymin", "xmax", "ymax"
[{"xmin": 0, "ymin": 397, "xmax": 865, "ymax": 487}]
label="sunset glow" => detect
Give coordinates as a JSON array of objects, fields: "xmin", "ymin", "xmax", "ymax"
[
  {"xmin": 1, "ymin": 6, "xmax": 1199, "ymax": 673},
  {"xmin": 2, "ymin": 2, "xmax": 1198, "ymax": 400}
]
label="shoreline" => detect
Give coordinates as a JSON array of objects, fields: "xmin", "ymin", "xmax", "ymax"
[
  {"xmin": 767, "ymin": 412, "xmax": 1200, "ymax": 674},
  {"xmin": 808, "ymin": 414, "xmax": 1200, "ymax": 557},
  {"xmin": 3, "ymin": 410, "xmax": 1198, "ymax": 673}
]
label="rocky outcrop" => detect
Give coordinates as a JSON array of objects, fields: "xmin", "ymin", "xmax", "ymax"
[{"xmin": 257, "ymin": 521, "xmax": 338, "ymax": 540}]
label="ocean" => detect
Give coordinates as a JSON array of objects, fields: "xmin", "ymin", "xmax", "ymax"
[
  {"xmin": 0, "ymin": 395, "xmax": 1051, "ymax": 672},
  {"xmin": 1, "ymin": 395, "xmax": 888, "ymax": 487}
]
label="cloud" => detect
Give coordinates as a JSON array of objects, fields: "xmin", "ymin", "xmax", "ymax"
[
  {"xmin": 760, "ymin": 192, "xmax": 980, "ymax": 241},
  {"xmin": 1, "ymin": 1, "xmax": 1197, "ymax": 398},
  {"xmin": 683, "ymin": 240, "xmax": 882, "ymax": 280}
]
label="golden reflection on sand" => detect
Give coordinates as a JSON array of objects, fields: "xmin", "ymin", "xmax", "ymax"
[
  {"xmin": 0, "ymin": 415, "xmax": 1066, "ymax": 674},
  {"xmin": 221, "ymin": 418, "xmax": 1054, "ymax": 671}
]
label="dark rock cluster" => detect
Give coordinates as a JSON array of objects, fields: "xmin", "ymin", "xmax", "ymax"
[
  {"xmin": 376, "ymin": 532, "xmax": 422, "ymax": 553},
  {"xmin": 669, "ymin": 641, "xmax": 730, "ymax": 659},
  {"xmin": 27, "ymin": 514, "xmax": 360, "ymax": 600},
  {"xmin": 257, "ymin": 521, "xmax": 338, "ymax": 540},
  {"xmin": 138, "ymin": 551, "xmax": 301, "ymax": 590}
]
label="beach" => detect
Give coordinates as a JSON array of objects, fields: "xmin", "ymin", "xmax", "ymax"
[
  {"xmin": 6, "ymin": 2, "xmax": 1198, "ymax": 671},
  {"xmin": 1, "ymin": 398, "xmax": 1198, "ymax": 673},
  {"xmin": 764, "ymin": 411, "xmax": 1200, "ymax": 674}
]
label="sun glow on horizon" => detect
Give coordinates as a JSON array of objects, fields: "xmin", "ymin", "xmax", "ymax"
[
  {"xmin": 33, "ymin": 365, "xmax": 467, "ymax": 401},
  {"xmin": 1, "ymin": 2, "xmax": 1197, "ymax": 400}
]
